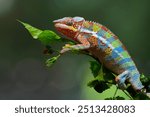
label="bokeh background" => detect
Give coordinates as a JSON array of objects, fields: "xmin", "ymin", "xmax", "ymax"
[{"xmin": 0, "ymin": 0, "xmax": 149, "ymax": 99}]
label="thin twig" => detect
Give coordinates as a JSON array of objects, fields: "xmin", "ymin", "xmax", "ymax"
[
  {"xmin": 113, "ymin": 86, "xmax": 118, "ymax": 99},
  {"xmin": 123, "ymin": 90, "xmax": 134, "ymax": 100}
]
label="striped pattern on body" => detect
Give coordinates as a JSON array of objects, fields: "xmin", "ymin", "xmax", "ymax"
[
  {"xmin": 53, "ymin": 16, "xmax": 144, "ymax": 90},
  {"xmin": 81, "ymin": 21, "xmax": 138, "ymax": 75}
]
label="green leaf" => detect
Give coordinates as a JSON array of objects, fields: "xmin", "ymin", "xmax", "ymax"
[
  {"xmin": 89, "ymin": 61, "xmax": 115, "ymax": 93},
  {"xmin": 140, "ymin": 74, "xmax": 150, "ymax": 92},
  {"xmin": 89, "ymin": 60, "xmax": 115, "ymax": 82},
  {"xmin": 96, "ymin": 65, "xmax": 105, "ymax": 81},
  {"xmin": 87, "ymin": 79, "xmax": 109, "ymax": 93},
  {"xmin": 18, "ymin": 20, "xmax": 42, "ymax": 39},
  {"xmin": 46, "ymin": 54, "xmax": 60, "ymax": 67},
  {"xmin": 18, "ymin": 20, "xmax": 62, "ymax": 45},
  {"xmin": 89, "ymin": 61, "xmax": 101, "ymax": 77},
  {"xmin": 102, "ymin": 67, "xmax": 115, "ymax": 83},
  {"xmin": 140, "ymin": 74, "xmax": 150, "ymax": 84},
  {"xmin": 38, "ymin": 30, "xmax": 61, "ymax": 45},
  {"xmin": 93, "ymin": 81, "xmax": 109, "ymax": 93},
  {"xmin": 87, "ymin": 79, "xmax": 99, "ymax": 88}
]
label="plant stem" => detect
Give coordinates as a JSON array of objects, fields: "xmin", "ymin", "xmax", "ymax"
[
  {"xmin": 113, "ymin": 86, "xmax": 118, "ymax": 99},
  {"xmin": 123, "ymin": 90, "xmax": 134, "ymax": 100}
]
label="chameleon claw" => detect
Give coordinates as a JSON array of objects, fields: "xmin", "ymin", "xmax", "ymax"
[
  {"xmin": 65, "ymin": 44, "xmax": 71, "ymax": 47},
  {"xmin": 115, "ymin": 76, "xmax": 127, "ymax": 90},
  {"xmin": 63, "ymin": 44, "xmax": 72, "ymax": 48},
  {"xmin": 60, "ymin": 44, "xmax": 72, "ymax": 54},
  {"xmin": 60, "ymin": 48, "xmax": 70, "ymax": 54},
  {"xmin": 116, "ymin": 78, "xmax": 127, "ymax": 90}
]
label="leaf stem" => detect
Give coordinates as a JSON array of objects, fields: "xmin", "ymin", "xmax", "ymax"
[
  {"xmin": 123, "ymin": 90, "xmax": 134, "ymax": 100},
  {"xmin": 113, "ymin": 86, "xmax": 118, "ymax": 99}
]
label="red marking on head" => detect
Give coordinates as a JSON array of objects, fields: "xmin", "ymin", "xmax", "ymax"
[
  {"xmin": 55, "ymin": 25, "xmax": 77, "ymax": 39},
  {"xmin": 53, "ymin": 17, "xmax": 85, "ymax": 40}
]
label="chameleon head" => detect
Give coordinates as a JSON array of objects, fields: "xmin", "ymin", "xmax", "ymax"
[{"xmin": 53, "ymin": 16, "xmax": 85, "ymax": 40}]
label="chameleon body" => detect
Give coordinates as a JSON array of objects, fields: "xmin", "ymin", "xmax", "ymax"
[{"xmin": 53, "ymin": 16, "xmax": 144, "ymax": 91}]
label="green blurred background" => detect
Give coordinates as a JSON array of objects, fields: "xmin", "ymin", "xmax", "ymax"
[{"xmin": 0, "ymin": 0, "xmax": 149, "ymax": 99}]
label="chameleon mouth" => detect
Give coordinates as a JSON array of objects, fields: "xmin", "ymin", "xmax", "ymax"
[
  {"xmin": 54, "ymin": 23, "xmax": 77, "ymax": 32},
  {"xmin": 54, "ymin": 23, "xmax": 70, "ymax": 29}
]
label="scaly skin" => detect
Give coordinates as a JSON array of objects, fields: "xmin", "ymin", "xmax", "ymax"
[{"xmin": 53, "ymin": 16, "xmax": 144, "ymax": 91}]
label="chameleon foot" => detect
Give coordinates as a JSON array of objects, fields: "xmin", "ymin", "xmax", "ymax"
[
  {"xmin": 60, "ymin": 44, "xmax": 72, "ymax": 54},
  {"xmin": 115, "ymin": 71, "xmax": 129, "ymax": 90}
]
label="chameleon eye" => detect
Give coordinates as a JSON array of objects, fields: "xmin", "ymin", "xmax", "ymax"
[
  {"xmin": 66, "ymin": 22, "xmax": 73, "ymax": 26},
  {"xmin": 73, "ymin": 17, "xmax": 84, "ymax": 22}
]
